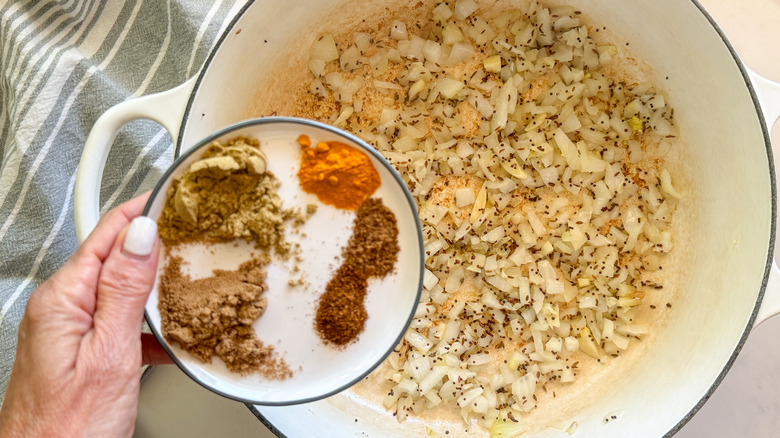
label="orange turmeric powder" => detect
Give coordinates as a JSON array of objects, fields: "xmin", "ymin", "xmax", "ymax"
[{"xmin": 297, "ymin": 135, "xmax": 381, "ymax": 210}]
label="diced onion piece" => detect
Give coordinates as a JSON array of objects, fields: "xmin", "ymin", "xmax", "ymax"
[
  {"xmin": 433, "ymin": 3, "xmax": 454, "ymax": 21},
  {"xmin": 310, "ymin": 35, "xmax": 339, "ymax": 62},
  {"xmin": 437, "ymin": 78, "xmax": 465, "ymax": 99},
  {"xmin": 454, "ymin": 0, "xmax": 478, "ymax": 20},
  {"xmin": 511, "ymin": 373, "xmax": 536, "ymax": 401},
  {"xmin": 309, "ymin": 78, "xmax": 327, "ymax": 98},
  {"xmin": 660, "ymin": 169, "xmax": 682, "ymax": 199},
  {"xmin": 419, "ymin": 365, "xmax": 449, "ymax": 393},
  {"xmin": 602, "ymin": 319, "xmax": 615, "ymax": 340},
  {"xmin": 484, "ymin": 55, "xmax": 502, "ymax": 73},
  {"xmin": 613, "ymin": 334, "xmax": 630, "ymax": 350},
  {"xmin": 423, "ymin": 40, "xmax": 442, "ymax": 63},
  {"xmin": 396, "ymin": 378, "xmax": 418, "ymax": 395},
  {"xmin": 374, "ymin": 80, "xmax": 402, "ymax": 90},
  {"xmin": 577, "ymin": 327, "xmax": 601, "ymax": 358},
  {"xmin": 564, "ymin": 336, "xmax": 579, "ymax": 352},
  {"xmin": 333, "ymin": 106, "xmax": 353, "ymax": 127},
  {"xmin": 483, "ymin": 226, "xmax": 505, "ymax": 243},
  {"xmin": 448, "ymin": 42, "xmax": 474, "ymax": 65},
  {"xmin": 424, "ymin": 239, "xmax": 444, "ymax": 257},
  {"xmin": 408, "ymin": 79, "xmax": 426, "ymax": 101},
  {"xmin": 490, "ymin": 418, "xmax": 527, "ymax": 438},
  {"xmin": 443, "ymin": 25, "xmax": 464, "ymax": 44},
  {"xmin": 405, "ymin": 332, "xmax": 433, "ymax": 353},
  {"xmin": 455, "ymin": 187, "xmax": 476, "ymax": 207},
  {"xmin": 408, "ymin": 35, "xmax": 425, "ymax": 60},
  {"xmin": 393, "ymin": 136, "xmax": 418, "ymax": 152},
  {"xmin": 467, "ymin": 353, "xmax": 492, "ymax": 366},
  {"xmin": 423, "ymin": 269, "xmax": 438, "ymax": 290},
  {"xmin": 539, "ymin": 167, "xmax": 558, "ymax": 185},
  {"xmin": 470, "ymin": 182, "xmax": 487, "ymax": 222},
  {"xmin": 309, "ymin": 59, "xmax": 326, "ymax": 77},
  {"xmin": 390, "ymin": 21, "xmax": 408, "ymax": 40},
  {"xmin": 501, "ymin": 160, "xmax": 528, "ymax": 179},
  {"xmin": 554, "ymin": 129, "xmax": 580, "ymax": 170}
]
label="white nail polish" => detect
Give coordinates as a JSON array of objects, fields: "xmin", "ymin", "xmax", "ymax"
[{"xmin": 124, "ymin": 216, "xmax": 158, "ymax": 256}]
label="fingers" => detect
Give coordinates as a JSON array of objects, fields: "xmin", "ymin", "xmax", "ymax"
[
  {"xmin": 50, "ymin": 193, "xmax": 154, "ymax": 308},
  {"xmin": 31, "ymin": 193, "xmax": 156, "ymax": 334},
  {"xmin": 141, "ymin": 333, "xmax": 173, "ymax": 365},
  {"xmin": 77, "ymin": 193, "xmax": 152, "ymax": 263},
  {"xmin": 93, "ymin": 216, "xmax": 160, "ymax": 339}
]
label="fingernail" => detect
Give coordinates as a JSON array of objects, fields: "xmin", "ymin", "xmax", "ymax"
[{"xmin": 123, "ymin": 216, "xmax": 158, "ymax": 257}]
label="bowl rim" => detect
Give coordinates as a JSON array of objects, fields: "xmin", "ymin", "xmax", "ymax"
[{"xmin": 143, "ymin": 116, "xmax": 425, "ymax": 406}]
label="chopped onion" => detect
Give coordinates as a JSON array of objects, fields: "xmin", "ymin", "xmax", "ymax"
[
  {"xmin": 484, "ymin": 55, "xmax": 502, "ymax": 73},
  {"xmin": 454, "ymin": 0, "xmax": 478, "ymax": 20},
  {"xmin": 437, "ymin": 78, "xmax": 465, "ymax": 99},
  {"xmin": 447, "ymin": 42, "xmax": 474, "ymax": 65},
  {"xmin": 660, "ymin": 169, "xmax": 682, "ymax": 199},
  {"xmin": 490, "ymin": 417, "xmax": 527, "ymax": 438},
  {"xmin": 308, "ymin": 59, "xmax": 326, "ymax": 77},
  {"xmin": 310, "ymin": 34, "xmax": 339, "ymax": 62},
  {"xmin": 423, "ymin": 40, "xmax": 442, "ymax": 63},
  {"xmin": 433, "ymin": 3, "xmax": 454, "ymax": 21},
  {"xmin": 455, "ymin": 187, "xmax": 476, "ymax": 207},
  {"xmin": 390, "ymin": 21, "xmax": 408, "ymax": 40},
  {"xmin": 305, "ymin": 0, "xmax": 679, "ymax": 430},
  {"xmin": 443, "ymin": 25, "xmax": 464, "ymax": 44}
]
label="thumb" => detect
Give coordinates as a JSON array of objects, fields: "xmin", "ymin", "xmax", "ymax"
[{"xmin": 93, "ymin": 216, "xmax": 160, "ymax": 338}]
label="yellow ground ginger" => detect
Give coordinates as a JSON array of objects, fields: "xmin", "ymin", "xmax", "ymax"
[{"xmin": 157, "ymin": 136, "xmax": 290, "ymax": 254}]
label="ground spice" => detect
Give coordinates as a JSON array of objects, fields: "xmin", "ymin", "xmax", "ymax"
[
  {"xmin": 156, "ymin": 135, "xmax": 301, "ymax": 377},
  {"xmin": 313, "ymin": 265, "xmax": 369, "ymax": 346},
  {"xmin": 297, "ymin": 135, "xmax": 381, "ymax": 210},
  {"xmin": 157, "ymin": 137, "xmax": 291, "ymax": 254},
  {"xmin": 315, "ymin": 198, "xmax": 400, "ymax": 346},
  {"xmin": 342, "ymin": 198, "xmax": 401, "ymax": 278},
  {"xmin": 159, "ymin": 254, "xmax": 292, "ymax": 378}
]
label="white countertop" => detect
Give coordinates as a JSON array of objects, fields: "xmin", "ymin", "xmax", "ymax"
[{"xmin": 134, "ymin": 1, "xmax": 780, "ymax": 436}]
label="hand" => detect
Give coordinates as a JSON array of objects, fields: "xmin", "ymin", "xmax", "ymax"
[{"xmin": 0, "ymin": 193, "xmax": 170, "ymax": 437}]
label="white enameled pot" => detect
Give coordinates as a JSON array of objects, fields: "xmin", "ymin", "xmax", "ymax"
[{"xmin": 74, "ymin": 0, "xmax": 780, "ymax": 436}]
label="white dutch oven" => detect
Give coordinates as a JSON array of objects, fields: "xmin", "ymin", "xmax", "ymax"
[{"xmin": 74, "ymin": 0, "xmax": 780, "ymax": 436}]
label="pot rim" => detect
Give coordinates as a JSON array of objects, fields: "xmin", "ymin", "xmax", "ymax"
[
  {"xmin": 171, "ymin": 0, "xmax": 778, "ymax": 435},
  {"xmin": 661, "ymin": 0, "xmax": 777, "ymax": 435}
]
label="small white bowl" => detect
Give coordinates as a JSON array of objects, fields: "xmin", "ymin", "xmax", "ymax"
[{"xmin": 143, "ymin": 117, "xmax": 423, "ymax": 405}]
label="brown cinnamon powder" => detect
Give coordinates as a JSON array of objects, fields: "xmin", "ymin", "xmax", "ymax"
[
  {"xmin": 159, "ymin": 254, "xmax": 292, "ymax": 378},
  {"xmin": 315, "ymin": 198, "xmax": 400, "ymax": 346}
]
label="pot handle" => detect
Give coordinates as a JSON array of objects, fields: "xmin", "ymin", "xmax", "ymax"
[
  {"xmin": 74, "ymin": 77, "xmax": 197, "ymax": 243},
  {"xmin": 748, "ymin": 67, "xmax": 780, "ymax": 127},
  {"xmin": 748, "ymin": 67, "xmax": 780, "ymax": 324},
  {"xmin": 757, "ymin": 263, "xmax": 780, "ymax": 324}
]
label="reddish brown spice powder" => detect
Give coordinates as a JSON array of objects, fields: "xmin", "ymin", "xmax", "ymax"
[
  {"xmin": 313, "ymin": 265, "xmax": 369, "ymax": 346},
  {"xmin": 159, "ymin": 254, "xmax": 292, "ymax": 379},
  {"xmin": 315, "ymin": 197, "xmax": 400, "ymax": 346}
]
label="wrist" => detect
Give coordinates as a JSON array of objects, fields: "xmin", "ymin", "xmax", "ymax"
[
  {"xmin": 0, "ymin": 404, "xmax": 35, "ymax": 438},
  {"xmin": 0, "ymin": 399, "xmax": 82, "ymax": 438}
]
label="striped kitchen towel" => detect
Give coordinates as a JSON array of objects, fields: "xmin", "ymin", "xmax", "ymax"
[{"xmin": 0, "ymin": 0, "xmax": 247, "ymax": 400}]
